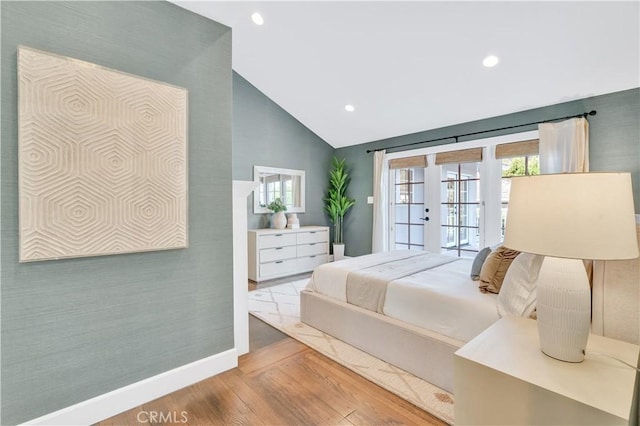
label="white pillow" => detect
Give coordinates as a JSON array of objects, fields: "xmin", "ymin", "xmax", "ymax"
[{"xmin": 497, "ymin": 253, "xmax": 544, "ymax": 318}]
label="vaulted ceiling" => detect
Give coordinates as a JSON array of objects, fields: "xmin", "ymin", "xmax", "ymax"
[{"xmin": 172, "ymin": 1, "xmax": 640, "ymax": 148}]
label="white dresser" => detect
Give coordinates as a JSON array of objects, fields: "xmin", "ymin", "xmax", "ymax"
[{"xmin": 248, "ymin": 226, "xmax": 329, "ymax": 282}]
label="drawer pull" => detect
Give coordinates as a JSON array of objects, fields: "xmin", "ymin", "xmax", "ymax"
[
  {"xmin": 310, "ymin": 255, "xmax": 316, "ymax": 258},
  {"xmin": 309, "ymin": 231, "xmax": 316, "ymax": 234},
  {"xmin": 309, "ymin": 243, "xmax": 316, "ymax": 246},
  {"xmin": 275, "ymin": 247, "xmax": 283, "ymax": 250},
  {"xmin": 275, "ymin": 234, "xmax": 283, "ymax": 237},
  {"xmin": 275, "ymin": 261, "xmax": 283, "ymax": 264}
]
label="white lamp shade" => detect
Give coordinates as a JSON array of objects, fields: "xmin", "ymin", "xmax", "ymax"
[{"xmin": 503, "ymin": 172, "xmax": 638, "ymax": 260}]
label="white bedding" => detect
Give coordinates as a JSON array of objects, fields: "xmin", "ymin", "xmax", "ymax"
[
  {"xmin": 306, "ymin": 250, "xmax": 426, "ymax": 301},
  {"xmin": 306, "ymin": 250, "xmax": 500, "ymax": 342}
]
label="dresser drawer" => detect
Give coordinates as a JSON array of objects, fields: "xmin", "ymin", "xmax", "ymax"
[
  {"xmin": 248, "ymin": 226, "xmax": 330, "ymax": 282},
  {"xmin": 260, "ymin": 245, "xmax": 296, "ymax": 263},
  {"xmin": 297, "ymin": 254, "xmax": 327, "ymax": 272},
  {"xmin": 260, "ymin": 258, "xmax": 298, "ymax": 278},
  {"xmin": 259, "ymin": 233, "xmax": 297, "ymax": 249},
  {"xmin": 297, "ymin": 242, "xmax": 328, "ymax": 257},
  {"xmin": 297, "ymin": 230, "xmax": 328, "ymax": 244}
]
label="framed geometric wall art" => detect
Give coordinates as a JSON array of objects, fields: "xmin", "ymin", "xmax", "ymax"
[{"xmin": 17, "ymin": 46, "xmax": 188, "ymax": 262}]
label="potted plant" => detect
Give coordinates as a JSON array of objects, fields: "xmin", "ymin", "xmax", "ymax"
[
  {"xmin": 267, "ymin": 198, "xmax": 287, "ymax": 229},
  {"xmin": 324, "ymin": 157, "xmax": 355, "ymax": 260}
]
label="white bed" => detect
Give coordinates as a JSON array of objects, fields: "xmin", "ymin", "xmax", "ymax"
[
  {"xmin": 301, "ymin": 250, "xmax": 501, "ymax": 392},
  {"xmin": 300, "ymin": 233, "xmax": 640, "ymax": 393},
  {"xmin": 305, "ymin": 250, "xmax": 499, "ymax": 343}
]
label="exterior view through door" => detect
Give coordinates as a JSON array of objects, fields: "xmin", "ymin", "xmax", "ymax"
[{"xmin": 388, "ymin": 134, "xmax": 540, "ymax": 258}]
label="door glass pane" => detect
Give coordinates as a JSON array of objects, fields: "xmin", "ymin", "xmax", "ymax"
[
  {"xmin": 409, "ymin": 225, "xmax": 424, "ymax": 246},
  {"xmin": 409, "ymin": 205, "xmax": 424, "ymax": 224},
  {"xmin": 396, "ymin": 169, "xmax": 409, "ymax": 183},
  {"xmin": 441, "ymin": 225, "xmax": 458, "ymax": 249},
  {"xmin": 411, "ymin": 183, "xmax": 424, "ymax": 203},
  {"xmin": 411, "ymin": 167, "xmax": 424, "ymax": 182},
  {"xmin": 396, "ymin": 205, "xmax": 409, "ymax": 223},
  {"xmin": 440, "ymin": 162, "xmax": 481, "ymax": 258},
  {"xmin": 395, "ymin": 224, "xmax": 409, "ymax": 244},
  {"xmin": 393, "ymin": 166, "xmax": 425, "ymax": 251},
  {"xmin": 395, "ymin": 184, "xmax": 409, "ymax": 203}
]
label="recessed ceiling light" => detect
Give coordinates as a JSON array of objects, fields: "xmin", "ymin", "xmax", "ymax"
[
  {"xmin": 251, "ymin": 12, "xmax": 264, "ymax": 26},
  {"xmin": 483, "ymin": 55, "xmax": 499, "ymax": 68},
  {"xmin": 345, "ymin": 104, "xmax": 355, "ymax": 112}
]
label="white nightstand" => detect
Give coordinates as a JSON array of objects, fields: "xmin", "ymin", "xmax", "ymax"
[{"xmin": 454, "ymin": 316, "xmax": 639, "ymax": 425}]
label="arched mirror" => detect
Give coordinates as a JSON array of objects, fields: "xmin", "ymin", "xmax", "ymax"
[{"xmin": 253, "ymin": 166, "xmax": 306, "ymax": 213}]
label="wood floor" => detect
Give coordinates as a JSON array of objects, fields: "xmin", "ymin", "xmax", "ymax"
[
  {"xmin": 98, "ymin": 336, "xmax": 445, "ymax": 426},
  {"xmin": 98, "ymin": 274, "xmax": 445, "ymax": 425}
]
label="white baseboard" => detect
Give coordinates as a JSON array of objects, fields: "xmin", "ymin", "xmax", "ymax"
[{"xmin": 23, "ymin": 348, "xmax": 238, "ymax": 426}]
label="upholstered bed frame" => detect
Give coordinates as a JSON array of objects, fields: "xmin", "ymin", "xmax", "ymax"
[
  {"xmin": 300, "ymin": 224, "xmax": 640, "ymax": 393},
  {"xmin": 592, "ymin": 224, "xmax": 640, "ymax": 344}
]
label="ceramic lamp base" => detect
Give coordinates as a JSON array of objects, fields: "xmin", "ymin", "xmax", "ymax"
[{"xmin": 536, "ymin": 257, "xmax": 591, "ymax": 363}]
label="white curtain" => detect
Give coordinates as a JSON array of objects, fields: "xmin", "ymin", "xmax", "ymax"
[
  {"xmin": 539, "ymin": 117, "xmax": 589, "ymax": 173},
  {"xmin": 539, "ymin": 116, "xmax": 592, "ymax": 283},
  {"xmin": 372, "ymin": 150, "xmax": 388, "ymax": 253}
]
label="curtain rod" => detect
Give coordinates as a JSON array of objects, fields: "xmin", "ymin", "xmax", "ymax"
[{"xmin": 365, "ymin": 110, "xmax": 597, "ymax": 154}]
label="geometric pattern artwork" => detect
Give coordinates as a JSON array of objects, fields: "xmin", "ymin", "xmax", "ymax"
[{"xmin": 17, "ymin": 46, "xmax": 188, "ymax": 262}]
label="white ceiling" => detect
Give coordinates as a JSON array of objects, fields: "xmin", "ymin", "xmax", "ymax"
[{"xmin": 172, "ymin": 1, "xmax": 640, "ymax": 148}]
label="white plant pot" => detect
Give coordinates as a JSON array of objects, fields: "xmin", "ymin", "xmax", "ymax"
[
  {"xmin": 333, "ymin": 243, "xmax": 345, "ymax": 261},
  {"xmin": 272, "ymin": 211, "xmax": 287, "ymax": 229}
]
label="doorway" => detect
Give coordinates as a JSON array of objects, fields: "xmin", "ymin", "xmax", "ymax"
[{"xmin": 389, "ymin": 153, "xmax": 482, "ymax": 258}]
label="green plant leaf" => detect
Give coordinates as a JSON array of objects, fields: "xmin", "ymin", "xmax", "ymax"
[
  {"xmin": 266, "ymin": 197, "xmax": 287, "ymax": 213},
  {"xmin": 324, "ymin": 156, "xmax": 355, "ymax": 244}
]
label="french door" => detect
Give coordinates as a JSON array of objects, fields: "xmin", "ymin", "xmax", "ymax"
[
  {"xmin": 439, "ymin": 162, "xmax": 481, "ymax": 257},
  {"xmin": 389, "ymin": 154, "xmax": 482, "ymax": 258},
  {"xmin": 391, "ymin": 167, "xmax": 426, "ymax": 251}
]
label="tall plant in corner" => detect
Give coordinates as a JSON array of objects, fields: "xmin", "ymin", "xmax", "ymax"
[{"xmin": 324, "ymin": 157, "xmax": 355, "ymax": 259}]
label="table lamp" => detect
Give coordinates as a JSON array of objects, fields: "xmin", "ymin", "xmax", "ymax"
[{"xmin": 503, "ymin": 172, "xmax": 639, "ymax": 362}]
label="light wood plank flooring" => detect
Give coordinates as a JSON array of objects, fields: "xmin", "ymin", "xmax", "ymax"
[
  {"xmin": 98, "ymin": 337, "xmax": 445, "ymax": 425},
  {"xmin": 98, "ymin": 274, "xmax": 445, "ymax": 425}
]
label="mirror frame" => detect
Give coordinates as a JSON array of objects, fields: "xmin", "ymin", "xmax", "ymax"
[{"xmin": 253, "ymin": 166, "xmax": 306, "ymax": 214}]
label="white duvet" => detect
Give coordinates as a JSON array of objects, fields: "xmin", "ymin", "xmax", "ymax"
[{"xmin": 306, "ymin": 251, "xmax": 500, "ymax": 342}]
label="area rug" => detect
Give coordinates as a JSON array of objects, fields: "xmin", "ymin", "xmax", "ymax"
[{"xmin": 248, "ymin": 279, "xmax": 455, "ymax": 425}]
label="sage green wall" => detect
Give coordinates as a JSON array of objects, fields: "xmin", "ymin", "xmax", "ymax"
[
  {"xmin": 232, "ymin": 73, "xmax": 334, "ymax": 229},
  {"xmin": 336, "ymin": 88, "xmax": 640, "ymax": 257},
  {"xmin": 1, "ymin": 2, "xmax": 232, "ymax": 424}
]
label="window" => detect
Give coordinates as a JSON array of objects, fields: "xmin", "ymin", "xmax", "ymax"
[{"xmin": 500, "ymin": 155, "xmax": 540, "ymax": 239}]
